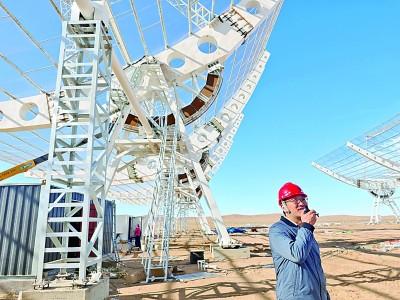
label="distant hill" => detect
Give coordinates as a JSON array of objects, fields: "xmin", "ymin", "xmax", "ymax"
[
  {"xmin": 211, "ymin": 214, "xmax": 395, "ymax": 227},
  {"xmin": 182, "ymin": 214, "xmax": 397, "ymax": 230}
]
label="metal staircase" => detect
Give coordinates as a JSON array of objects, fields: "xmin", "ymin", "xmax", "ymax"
[{"xmin": 142, "ymin": 124, "xmax": 178, "ymax": 282}]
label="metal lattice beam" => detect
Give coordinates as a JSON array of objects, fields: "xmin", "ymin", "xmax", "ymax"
[
  {"xmin": 165, "ymin": 0, "xmax": 211, "ymax": 29},
  {"xmin": 347, "ymin": 141, "xmax": 400, "ymax": 173}
]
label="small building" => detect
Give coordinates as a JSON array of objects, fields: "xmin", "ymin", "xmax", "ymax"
[
  {"xmin": 0, "ymin": 183, "xmax": 114, "ymax": 277},
  {"xmin": 116, "ymin": 215, "xmax": 145, "ymax": 241}
]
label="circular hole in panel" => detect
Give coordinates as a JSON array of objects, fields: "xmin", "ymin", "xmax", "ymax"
[
  {"xmin": 245, "ymin": 1, "xmax": 261, "ymax": 15},
  {"xmin": 198, "ymin": 36, "xmax": 218, "ymax": 54},
  {"xmin": 239, "ymin": 93, "xmax": 245, "ymax": 100},
  {"xmin": 169, "ymin": 57, "xmax": 185, "ymax": 68},
  {"xmin": 20, "ymin": 102, "xmax": 39, "ymax": 121},
  {"xmin": 168, "ymin": 52, "xmax": 186, "ymax": 69}
]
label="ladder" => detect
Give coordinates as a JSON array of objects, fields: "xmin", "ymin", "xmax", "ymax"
[
  {"xmin": 142, "ymin": 124, "xmax": 178, "ymax": 282},
  {"xmin": 218, "ymin": 8, "xmax": 254, "ymax": 38}
]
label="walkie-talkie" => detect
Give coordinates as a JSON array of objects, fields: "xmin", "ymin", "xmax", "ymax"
[{"xmin": 304, "ymin": 205, "xmax": 319, "ymax": 217}]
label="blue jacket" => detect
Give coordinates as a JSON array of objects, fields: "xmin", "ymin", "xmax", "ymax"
[{"xmin": 269, "ymin": 216, "xmax": 329, "ymax": 300}]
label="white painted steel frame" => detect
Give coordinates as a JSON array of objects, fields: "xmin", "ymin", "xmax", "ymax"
[
  {"xmin": 1, "ymin": 0, "xmax": 285, "ymax": 284},
  {"xmin": 143, "ymin": 124, "xmax": 178, "ymax": 282},
  {"xmin": 313, "ymin": 114, "xmax": 400, "ymax": 224},
  {"xmin": 184, "ymin": 165, "xmax": 213, "ymax": 234},
  {"xmin": 34, "ymin": 19, "xmax": 112, "ymax": 284},
  {"xmin": 166, "ymin": 0, "xmax": 211, "ymax": 29},
  {"xmin": 105, "ymin": 0, "xmax": 132, "ymax": 64},
  {"xmin": 75, "ymin": 0, "xmax": 153, "ymax": 136},
  {"xmin": 346, "ymin": 142, "xmax": 400, "ymax": 173}
]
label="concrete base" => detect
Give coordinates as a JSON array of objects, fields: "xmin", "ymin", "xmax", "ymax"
[
  {"xmin": 0, "ymin": 278, "xmax": 35, "ymax": 299},
  {"xmin": 21, "ymin": 278, "xmax": 109, "ymax": 300},
  {"xmin": 212, "ymin": 246, "xmax": 250, "ymax": 261},
  {"xmin": 0, "ymin": 276, "xmax": 35, "ymax": 299}
]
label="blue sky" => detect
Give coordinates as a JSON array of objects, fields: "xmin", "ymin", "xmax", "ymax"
[
  {"xmin": 208, "ymin": 0, "xmax": 400, "ymax": 216},
  {"xmin": 1, "ymin": 1, "xmax": 400, "ymax": 217}
]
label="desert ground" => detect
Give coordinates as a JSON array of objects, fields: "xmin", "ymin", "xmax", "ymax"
[{"xmin": 108, "ymin": 214, "xmax": 400, "ymax": 299}]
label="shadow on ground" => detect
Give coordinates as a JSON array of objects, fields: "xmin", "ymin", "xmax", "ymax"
[{"xmin": 115, "ymin": 280, "xmax": 274, "ymax": 299}]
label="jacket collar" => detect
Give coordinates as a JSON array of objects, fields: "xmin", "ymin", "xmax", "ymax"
[{"xmin": 280, "ymin": 216, "xmax": 299, "ymax": 227}]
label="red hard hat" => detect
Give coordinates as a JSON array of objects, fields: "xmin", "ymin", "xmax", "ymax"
[{"xmin": 278, "ymin": 182, "xmax": 307, "ymax": 206}]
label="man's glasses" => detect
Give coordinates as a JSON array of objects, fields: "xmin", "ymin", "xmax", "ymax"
[{"xmin": 284, "ymin": 197, "xmax": 308, "ymax": 204}]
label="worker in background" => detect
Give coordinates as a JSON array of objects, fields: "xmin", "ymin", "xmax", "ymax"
[
  {"xmin": 268, "ymin": 182, "xmax": 330, "ymax": 300},
  {"xmin": 134, "ymin": 224, "xmax": 142, "ymax": 249}
]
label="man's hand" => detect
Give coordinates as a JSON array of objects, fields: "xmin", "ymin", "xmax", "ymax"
[{"xmin": 301, "ymin": 210, "xmax": 318, "ymax": 225}]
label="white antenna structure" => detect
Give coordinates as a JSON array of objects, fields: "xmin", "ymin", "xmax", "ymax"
[
  {"xmin": 313, "ymin": 113, "xmax": 400, "ymax": 225},
  {"xmin": 0, "ymin": 0, "xmax": 283, "ymax": 284}
]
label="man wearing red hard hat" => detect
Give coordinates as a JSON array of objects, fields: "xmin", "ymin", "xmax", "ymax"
[{"xmin": 268, "ymin": 182, "xmax": 330, "ymax": 300}]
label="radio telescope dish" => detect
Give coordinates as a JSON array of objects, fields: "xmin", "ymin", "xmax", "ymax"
[{"xmin": 0, "ymin": 0, "xmax": 283, "ymax": 283}]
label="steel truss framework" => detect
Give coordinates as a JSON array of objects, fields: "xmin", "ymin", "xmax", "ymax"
[
  {"xmin": 0, "ymin": 0, "xmax": 283, "ymax": 284},
  {"xmin": 34, "ymin": 19, "xmax": 113, "ymax": 285},
  {"xmin": 313, "ymin": 113, "xmax": 400, "ymax": 224}
]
